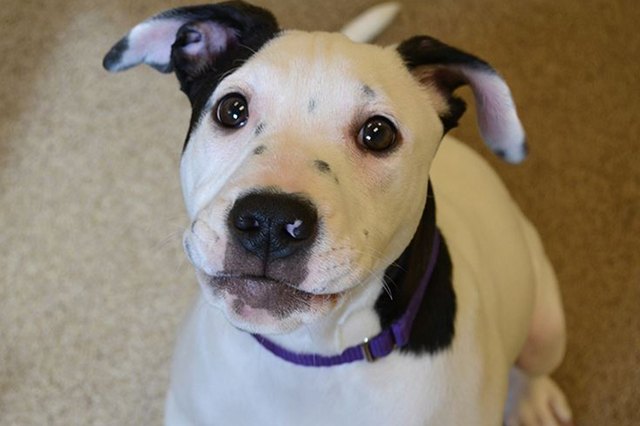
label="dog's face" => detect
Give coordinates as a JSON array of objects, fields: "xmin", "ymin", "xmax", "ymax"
[
  {"xmin": 180, "ymin": 32, "xmax": 441, "ymax": 333},
  {"xmin": 104, "ymin": 1, "xmax": 525, "ymax": 334}
]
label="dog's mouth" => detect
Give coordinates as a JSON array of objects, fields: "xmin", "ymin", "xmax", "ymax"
[{"xmin": 198, "ymin": 271, "xmax": 344, "ymax": 326}]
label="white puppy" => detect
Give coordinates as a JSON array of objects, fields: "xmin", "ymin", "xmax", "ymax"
[{"xmin": 104, "ymin": 2, "xmax": 572, "ymax": 425}]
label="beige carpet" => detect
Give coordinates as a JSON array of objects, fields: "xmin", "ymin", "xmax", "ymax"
[{"xmin": 1, "ymin": 0, "xmax": 638, "ymax": 424}]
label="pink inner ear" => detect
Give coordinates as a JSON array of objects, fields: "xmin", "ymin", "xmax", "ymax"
[
  {"xmin": 181, "ymin": 22, "xmax": 237, "ymax": 57},
  {"xmin": 122, "ymin": 19, "xmax": 187, "ymax": 70},
  {"xmin": 455, "ymin": 66, "xmax": 526, "ymax": 163}
]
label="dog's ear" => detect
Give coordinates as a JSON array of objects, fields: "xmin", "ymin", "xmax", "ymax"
[
  {"xmin": 103, "ymin": 1, "xmax": 279, "ymax": 97},
  {"xmin": 397, "ymin": 36, "xmax": 526, "ymax": 163}
]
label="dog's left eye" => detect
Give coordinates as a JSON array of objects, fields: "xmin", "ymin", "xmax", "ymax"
[
  {"xmin": 358, "ymin": 116, "xmax": 397, "ymax": 152},
  {"xmin": 215, "ymin": 93, "xmax": 249, "ymax": 128}
]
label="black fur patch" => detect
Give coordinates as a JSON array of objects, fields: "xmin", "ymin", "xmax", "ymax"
[
  {"xmin": 170, "ymin": 2, "xmax": 280, "ymax": 95},
  {"xmin": 375, "ymin": 183, "xmax": 456, "ymax": 355},
  {"xmin": 174, "ymin": 2, "xmax": 280, "ymax": 152},
  {"xmin": 397, "ymin": 36, "xmax": 492, "ymax": 71},
  {"xmin": 396, "ymin": 35, "xmax": 495, "ymax": 136},
  {"xmin": 254, "ymin": 145, "xmax": 267, "ymax": 155},
  {"xmin": 439, "ymin": 96, "xmax": 467, "ymax": 134}
]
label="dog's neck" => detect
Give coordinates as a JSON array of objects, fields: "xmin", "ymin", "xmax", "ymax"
[
  {"xmin": 265, "ymin": 182, "xmax": 456, "ymax": 357},
  {"xmin": 377, "ymin": 183, "xmax": 456, "ymax": 355}
]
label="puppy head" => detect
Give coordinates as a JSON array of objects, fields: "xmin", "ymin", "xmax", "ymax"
[{"xmin": 104, "ymin": 1, "xmax": 525, "ymax": 335}]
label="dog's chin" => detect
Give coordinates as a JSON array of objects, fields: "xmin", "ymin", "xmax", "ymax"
[{"xmin": 194, "ymin": 270, "xmax": 343, "ymax": 335}]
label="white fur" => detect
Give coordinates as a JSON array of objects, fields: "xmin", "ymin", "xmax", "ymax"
[{"xmin": 168, "ymin": 32, "xmax": 571, "ymax": 425}]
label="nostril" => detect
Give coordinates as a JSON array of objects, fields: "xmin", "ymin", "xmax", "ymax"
[{"xmin": 234, "ymin": 214, "xmax": 260, "ymax": 232}]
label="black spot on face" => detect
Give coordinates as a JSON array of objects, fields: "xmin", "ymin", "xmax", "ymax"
[
  {"xmin": 254, "ymin": 145, "xmax": 267, "ymax": 155},
  {"xmin": 254, "ymin": 122, "xmax": 266, "ymax": 136},
  {"xmin": 362, "ymin": 85, "xmax": 376, "ymax": 98},
  {"xmin": 314, "ymin": 160, "xmax": 331, "ymax": 174},
  {"xmin": 308, "ymin": 99, "xmax": 318, "ymax": 113},
  {"xmin": 363, "ymin": 229, "xmax": 369, "ymax": 238}
]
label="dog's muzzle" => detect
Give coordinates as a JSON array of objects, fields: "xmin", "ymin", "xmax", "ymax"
[{"xmin": 187, "ymin": 191, "xmax": 337, "ymax": 332}]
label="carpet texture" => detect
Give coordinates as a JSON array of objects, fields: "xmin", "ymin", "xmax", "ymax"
[{"xmin": 1, "ymin": 0, "xmax": 638, "ymax": 424}]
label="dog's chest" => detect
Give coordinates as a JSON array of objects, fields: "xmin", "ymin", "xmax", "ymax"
[{"xmin": 168, "ymin": 297, "xmax": 504, "ymax": 426}]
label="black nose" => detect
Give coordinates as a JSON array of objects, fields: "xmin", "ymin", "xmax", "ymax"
[{"xmin": 228, "ymin": 192, "xmax": 319, "ymax": 260}]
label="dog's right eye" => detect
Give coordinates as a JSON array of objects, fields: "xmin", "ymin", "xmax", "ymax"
[
  {"xmin": 358, "ymin": 116, "xmax": 397, "ymax": 152},
  {"xmin": 215, "ymin": 93, "xmax": 249, "ymax": 129}
]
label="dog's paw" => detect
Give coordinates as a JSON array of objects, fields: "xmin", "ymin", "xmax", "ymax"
[{"xmin": 505, "ymin": 369, "xmax": 573, "ymax": 426}]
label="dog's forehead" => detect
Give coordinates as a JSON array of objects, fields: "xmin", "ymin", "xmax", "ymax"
[{"xmin": 220, "ymin": 31, "xmax": 412, "ymax": 107}]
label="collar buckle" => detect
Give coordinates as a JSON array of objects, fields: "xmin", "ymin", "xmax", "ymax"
[
  {"xmin": 360, "ymin": 338, "xmax": 375, "ymax": 362},
  {"xmin": 360, "ymin": 337, "xmax": 397, "ymax": 362}
]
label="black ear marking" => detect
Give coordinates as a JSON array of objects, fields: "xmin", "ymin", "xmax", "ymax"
[
  {"xmin": 438, "ymin": 95, "xmax": 466, "ymax": 134},
  {"xmin": 103, "ymin": 1, "xmax": 280, "ymax": 98},
  {"xmin": 397, "ymin": 36, "xmax": 486, "ymax": 135},
  {"xmin": 104, "ymin": 1, "xmax": 281, "ymax": 153},
  {"xmin": 102, "ymin": 38, "xmax": 132, "ymax": 72},
  {"xmin": 397, "ymin": 35, "xmax": 527, "ymax": 163}
]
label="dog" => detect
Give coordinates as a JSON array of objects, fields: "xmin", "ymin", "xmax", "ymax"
[{"xmin": 103, "ymin": 2, "xmax": 573, "ymax": 424}]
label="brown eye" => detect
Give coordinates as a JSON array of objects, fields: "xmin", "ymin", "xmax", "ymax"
[
  {"xmin": 358, "ymin": 116, "xmax": 397, "ymax": 151},
  {"xmin": 215, "ymin": 93, "xmax": 249, "ymax": 128}
]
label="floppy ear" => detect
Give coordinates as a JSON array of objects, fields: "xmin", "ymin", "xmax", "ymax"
[
  {"xmin": 103, "ymin": 1, "xmax": 279, "ymax": 97},
  {"xmin": 397, "ymin": 36, "xmax": 526, "ymax": 163}
]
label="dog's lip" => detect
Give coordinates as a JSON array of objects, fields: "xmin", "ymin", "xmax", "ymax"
[{"xmin": 207, "ymin": 272, "xmax": 345, "ymax": 298}]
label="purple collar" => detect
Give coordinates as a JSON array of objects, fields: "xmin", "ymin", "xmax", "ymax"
[{"xmin": 252, "ymin": 229, "xmax": 441, "ymax": 367}]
